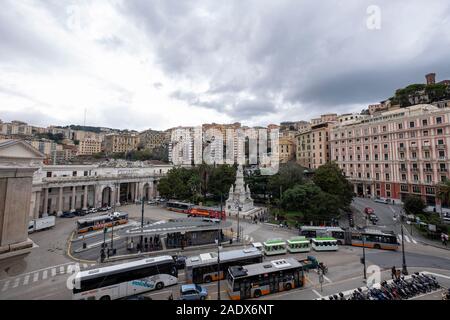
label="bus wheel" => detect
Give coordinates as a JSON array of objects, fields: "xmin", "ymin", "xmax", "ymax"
[
  {"xmin": 284, "ymin": 283, "xmax": 292, "ymax": 291},
  {"xmin": 337, "ymin": 240, "xmax": 342, "ymax": 245},
  {"xmin": 254, "ymin": 290, "xmax": 262, "ymax": 298},
  {"xmin": 156, "ymin": 282, "xmax": 164, "ymax": 290},
  {"xmin": 204, "ymin": 276, "xmax": 212, "ymax": 283},
  {"xmin": 374, "ymin": 244, "xmax": 381, "ymax": 250},
  {"xmin": 99, "ymin": 295, "xmax": 111, "ymax": 300}
]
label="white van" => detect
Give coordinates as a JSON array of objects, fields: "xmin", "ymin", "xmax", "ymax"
[{"xmin": 28, "ymin": 216, "xmax": 56, "ymax": 233}]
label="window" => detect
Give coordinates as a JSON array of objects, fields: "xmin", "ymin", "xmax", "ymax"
[
  {"xmin": 436, "ymin": 117, "xmax": 443, "ymax": 124},
  {"xmin": 72, "ymin": 171, "xmax": 77, "ymax": 177},
  {"xmin": 46, "ymin": 172, "xmax": 52, "ymax": 178},
  {"xmin": 422, "ymin": 119, "xmax": 428, "ymax": 126},
  {"xmin": 437, "ymin": 128, "xmax": 444, "ymax": 135},
  {"xmin": 409, "ymin": 121, "xmax": 415, "ymax": 128},
  {"xmin": 398, "ymin": 123, "xmax": 403, "ymax": 130}
]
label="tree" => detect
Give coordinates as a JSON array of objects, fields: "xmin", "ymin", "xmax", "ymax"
[
  {"xmin": 437, "ymin": 180, "xmax": 450, "ymax": 209},
  {"xmin": 156, "ymin": 167, "xmax": 198, "ymax": 200},
  {"xmin": 267, "ymin": 162, "xmax": 305, "ymax": 199},
  {"xmin": 403, "ymin": 195, "xmax": 426, "ymax": 215},
  {"xmin": 208, "ymin": 165, "xmax": 236, "ymax": 199},
  {"xmin": 245, "ymin": 169, "xmax": 270, "ymax": 201},
  {"xmin": 281, "ymin": 183, "xmax": 340, "ymax": 224},
  {"xmin": 313, "ymin": 162, "xmax": 353, "ymax": 211}
]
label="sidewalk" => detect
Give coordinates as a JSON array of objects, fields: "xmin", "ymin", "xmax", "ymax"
[{"xmin": 403, "ymin": 223, "xmax": 450, "ymax": 251}]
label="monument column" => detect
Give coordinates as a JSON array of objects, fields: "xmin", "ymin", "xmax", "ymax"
[{"xmin": 34, "ymin": 191, "xmax": 41, "ymax": 219}]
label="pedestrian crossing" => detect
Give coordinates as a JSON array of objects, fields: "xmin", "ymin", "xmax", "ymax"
[
  {"xmin": 0, "ymin": 262, "xmax": 96, "ymax": 294},
  {"xmin": 397, "ymin": 234, "xmax": 418, "ymax": 244}
]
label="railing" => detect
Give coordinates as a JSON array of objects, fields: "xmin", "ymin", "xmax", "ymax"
[{"xmin": 436, "ymin": 144, "xmax": 446, "ymax": 150}]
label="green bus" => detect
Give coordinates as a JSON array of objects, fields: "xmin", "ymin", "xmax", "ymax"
[
  {"xmin": 287, "ymin": 236, "xmax": 310, "ymax": 253},
  {"xmin": 263, "ymin": 239, "xmax": 287, "ymax": 256}
]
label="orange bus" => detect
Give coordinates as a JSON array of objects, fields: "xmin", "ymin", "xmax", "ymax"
[{"xmin": 188, "ymin": 206, "xmax": 226, "ymax": 220}]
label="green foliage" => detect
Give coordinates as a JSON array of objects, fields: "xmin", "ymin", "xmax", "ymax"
[
  {"xmin": 110, "ymin": 145, "xmax": 169, "ymax": 162},
  {"xmin": 403, "ymin": 195, "xmax": 426, "ymax": 215},
  {"xmin": 267, "ymin": 162, "xmax": 305, "ymax": 198},
  {"xmin": 245, "ymin": 169, "xmax": 270, "ymax": 201},
  {"xmin": 280, "ymin": 183, "xmax": 340, "ymax": 224},
  {"xmin": 313, "ymin": 161, "xmax": 353, "ymax": 211},
  {"xmin": 36, "ymin": 132, "xmax": 65, "ymax": 144}
]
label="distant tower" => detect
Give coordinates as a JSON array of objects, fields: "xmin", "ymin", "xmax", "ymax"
[{"xmin": 425, "ymin": 73, "xmax": 436, "ymax": 85}]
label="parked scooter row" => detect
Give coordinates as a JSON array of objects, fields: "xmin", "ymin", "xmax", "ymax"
[{"xmin": 327, "ymin": 273, "xmax": 440, "ymax": 300}]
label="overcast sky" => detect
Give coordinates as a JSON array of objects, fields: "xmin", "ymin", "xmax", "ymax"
[{"xmin": 1, "ymin": 0, "xmax": 450, "ymax": 131}]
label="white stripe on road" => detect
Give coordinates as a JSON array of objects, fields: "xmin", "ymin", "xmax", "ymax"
[
  {"xmin": 59, "ymin": 266, "xmax": 65, "ymax": 274},
  {"xmin": 404, "ymin": 235, "xmax": 411, "ymax": 243},
  {"xmin": 51, "ymin": 268, "xmax": 56, "ymax": 277},
  {"xmin": 2, "ymin": 280, "xmax": 10, "ymax": 292},
  {"xmin": 398, "ymin": 235, "xmax": 402, "ymax": 242},
  {"xmin": 411, "ymin": 238, "xmax": 417, "ymax": 244},
  {"xmin": 422, "ymin": 271, "xmax": 450, "ymax": 280},
  {"xmin": 42, "ymin": 270, "xmax": 48, "ymax": 280},
  {"xmin": 323, "ymin": 275, "xmax": 332, "ymax": 283},
  {"xmin": 33, "ymin": 273, "xmax": 39, "ymax": 282},
  {"xmin": 312, "ymin": 289, "xmax": 323, "ymax": 298},
  {"xmin": 12, "ymin": 278, "xmax": 20, "ymax": 288},
  {"xmin": 23, "ymin": 274, "xmax": 30, "ymax": 285}
]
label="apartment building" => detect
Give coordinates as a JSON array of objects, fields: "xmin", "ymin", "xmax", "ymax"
[
  {"xmin": 104, "ymin": 133, "xmax": 139, "ymax": 154},
  {"xmin": 279, "ymin": 136, "xmax": 296, "ymax": 163},
  {"xmin": 331, "ymin": 104, "xmax": 450, "ymax": 208}
]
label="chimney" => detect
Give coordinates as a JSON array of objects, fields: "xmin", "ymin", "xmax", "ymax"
[{"xmin": 425, "ymin": 73, "xmax": 436, "ymax": 85}]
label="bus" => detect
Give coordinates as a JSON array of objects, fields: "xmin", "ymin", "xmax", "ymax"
[
  {"xmin": 263, "ymin": 239, "xmax": 287, "ymax": 256},
  {"xmin": 72, "ymin": 256, "xmax": 178, "ymax": 300},
  {"xmin": 287, "ymin": 236, "xmax": 310, "ymax": 253},
  {"xmin": 188, "ymin": 206, "xmax": 226, "ymax": 220},
  {"xmin": 185, "ymin": 248, "xmax": 263, "ymax": 284},
  {"xmin": 166, "ymin": 201, "xmax": 194, "ymax": 213},
  {"xmin": 351, "ymin": 229, "xmax": 399, "ymax": 250},
  {"xmin": 311, "ymin": 237, "xmax": 339, "ymax": 251},
  {"xmin": 76, "ymin": 212, "xmax": 128, "ymax": 234},
  {"xmin": 299, "ymin": 226, "xmax": 345, "ymax": 244},
  {"xmin": 227, "ymin": 258, "xmax": 304, "ymax": 300}
]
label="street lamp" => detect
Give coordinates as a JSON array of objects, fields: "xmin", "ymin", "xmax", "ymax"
[
  {"xmin": 361, "ymin": 234, "xmax": 367, "ymax": 281},
  {"xmin": 233, "ymin": 199, "xmax": 241, "ymax": 243},
  {"xmin": 217, "ymin": 193, "xmax": 223, "ymax": 300},
  {"xmin": 401, "ymin": 225, "xmax": 408, "ymax": 275},
  {"xmin": 140, "ymin": 195, "xmax": 145, "ymax": 252}
]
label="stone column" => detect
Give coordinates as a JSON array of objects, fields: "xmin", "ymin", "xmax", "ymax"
[
  {"xmin": 83, "ymin": 185, "xmax": 88, "ymax": 210},
  {"xmin": 110, "ymin": 186, "xmax": 115, "ymax": 207},
  {"xmin": 34, "ymin": 191, "xmax": 41, "ymax": 219},
  {"xmin": 116, "ymin": 185, "xmax": 121, "ymax": 206},
  {"xmin": 57, "ymin": 187, "xmax": 63, "ymax": 216},
  {"xmin": 43, "ymin": 188, "xmax": 49, "ymax": 217},
  {"xmin": 134, "ymin": 182, "xmax": 139, "ymax": 201},
  {"xmin": 70, "ymin": 186, "xmax": 76, "ymax": 212},
  {"xmin": 149, "ymin": 181, "xmax": 154, "ymax": 200}
]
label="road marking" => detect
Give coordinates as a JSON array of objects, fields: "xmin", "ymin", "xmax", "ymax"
[
  {"xmin": 404, "ymin": 235, "xmax": 411, "ymax": 243},
  {"xmin": 323, "ymin": 275, "xmax": 332, "ymax": 283},
  {"xmin": 42, "ymin": 270, "xmax": 48, "ymax": 280},
  {"xmin": 51, "ymin": 268, "xmax": 56, "ymax": 277},
  {"xmin": 411, "ymin": 238, "xmax": 417, "ymax": 244},
  {"xmin": 60, "ymin": 266, "xmax": 65, "ymax": 274},
  {"xmin": 312, "ymin": 289, "xmax": 323, "ymax": 298},
  {"xmin": 12, "ymin": 278, "xmax": 20, "ymax": 288},
  {"xmin": 33, "ymin": 273, "xmax": 39, "ymax": 282},
  {"xmin": 422, "ymin": 271, "xmax": 450, "ymax": 280},
  {"xmin": 1, "ymin": 280, "xmax": 9, "ymax": 292},
  {"xmin": 23, "ymin": 274, "xmax": 30, "ymax": 285}
]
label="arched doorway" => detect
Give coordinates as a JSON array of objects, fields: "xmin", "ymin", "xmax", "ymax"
[{"xmin": 102, "ymin": 187, "xmax": 112, "ymax": 206}]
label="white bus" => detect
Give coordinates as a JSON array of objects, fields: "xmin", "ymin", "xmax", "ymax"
[
  {"xmin": 287, "ymin": 236, "xmax": 310, "ymax": 253},
  {"xmin": 263, "ymin": 239, "xmax": 287, "ymax": 256},
  {"xmin": 72, "ymin": 256, "xmax": 178, "ymax": 300},
  {"xmin": 311, "ymin": 237, "xmax": 339, "ymax": 252}
]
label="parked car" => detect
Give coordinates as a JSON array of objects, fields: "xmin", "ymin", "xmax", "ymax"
[
  {"xmin": 147, "ymin": 200, "xmax": 157, "ymax": 205},
  {"xmin": 369, "ymin": 214, "xmax": 379, "ymax": 222},
  {"xmin": 374, "ymin": 198, "xmax": 391, "ymax": 204},
  {"xmin": 87, "ymin": 207, "xmax": 98, "ymax": 214},
  {"xmin": 364, "ymin": 207, "xmax": 374, "ymax": 215},
  {"xmin": 179, "ymin": 284, "xmax": 208, "ymax": 301},
  {"xmin": 60, "ymin": 212, "xmax": 75, "ymax": 218}
]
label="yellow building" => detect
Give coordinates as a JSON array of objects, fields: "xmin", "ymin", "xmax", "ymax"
[{"xmin": 104, "ymin": 133, "xmax": 139, "ymax": 154}]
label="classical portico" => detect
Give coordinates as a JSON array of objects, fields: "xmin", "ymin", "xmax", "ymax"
[{"xmin": 30, "ymin": 162, "xmax": 170, "ymax": 217}]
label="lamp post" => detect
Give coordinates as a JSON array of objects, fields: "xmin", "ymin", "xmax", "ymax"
[
  {"xmin": 217, "ymin": 193, "xmax": 223, "ymax": 300},
  {"xmin": 100, "ymin": 227, "xmax": 107, "ymax": 262},
  {"xmin": 362, "ymin": 234, "xmax": 367, "ymax": 281},
  {"xmin": 401, "ymin": 225, "xmax": 408, "ymax": 275},
  {"xmin": 140, "ymin": 195, "xmax": 145, "ymax": 251}
]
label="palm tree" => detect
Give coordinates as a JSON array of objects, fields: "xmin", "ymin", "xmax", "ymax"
[{"xmin": 437, "ymin": 180, "xmax": 450, "ymax": 217}]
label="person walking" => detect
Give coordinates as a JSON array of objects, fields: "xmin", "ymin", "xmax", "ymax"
[{"xmin": 391, "ymin": 266, "xmax": 396, "ymax": 280}]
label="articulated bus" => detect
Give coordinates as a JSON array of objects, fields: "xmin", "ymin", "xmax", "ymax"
[
  {"xmin": 299, "ymin": 226, "xmax": 399, "ymax": 251},
  {"xmin": 227, "ymin": 258, "xmax": 304, "ymax": 300},
  {"xmin": 185, "ymin": 248, "xmax": 263, "ymax": 284},
  {"xmin": 166, "ymin": 201, "xmax": 194, "ymax": 213},
  {"xmin": 188, "ymin": 206, "xmax": 226, "ymax": 220},
  {"xmin": 287, "ymin": 236, "xmax": 310, "ymax": 253},
  {"xmin": 263, "ymin": 239, "xmax": 287, "ymax": 256},
  {"xmin": 72, "ymin": 256, "xmax": 178, "ymax": 300},
  {"xmin": 76, "ymin": 212, "xmax": 128, "ymax": 234}
]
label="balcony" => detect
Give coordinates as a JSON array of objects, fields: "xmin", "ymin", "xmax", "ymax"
[
  {"xmin": 436, "ymin": 144, "xmax": 446, "ymax": 150},
  {"xmin": 398, "ymin": 147, "xmax": 406, "ymax": 152},
  {"xmin": 399, "ymin": 167, "xmax": 407, "ymax": 172},
  {"xmin": 439, "ymin": 168, "xmax": 448, "ymax": 172},
  {"xmin": 410, "ymin": 146, "xmax": 418, "ymax": 151},
  {"xmin": 423, "ymin": 168, "xmax": 433, "ymax": 173},
  {"xmin": 422, "ymin": 145, "xmax": 431, "ymax": 151},
  {"xmin": 410, "ymin": 168, "xmax": 419, "ymax": 172}
]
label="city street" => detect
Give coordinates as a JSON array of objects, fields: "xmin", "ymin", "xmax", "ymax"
[{"xmin": 1, "ymin": 200, "xmax": 449, "ymax": 300}]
